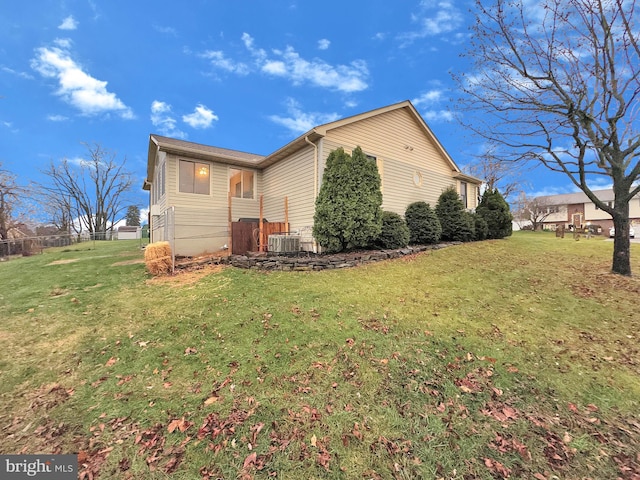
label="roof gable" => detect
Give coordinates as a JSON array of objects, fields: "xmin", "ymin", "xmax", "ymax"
[
  {"xmin": 145, "ymin": 101, "xmax": 481, "ymax": 185},
  {"xmin": 259, "ymin": 100, "xmax": 468, "ymax": 176}
]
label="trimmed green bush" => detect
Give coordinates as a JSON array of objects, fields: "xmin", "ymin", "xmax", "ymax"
[
  {"xmin": 476, "ymin": 188, "xmax": 513, "ymax": 239},
  {"xmin": 405, "ymin": 201, "xmax": 442, "ymax": 245},
  {"xmin": 436, "ymin": 186, "xmax": 470, "ymax": 242},
  {"xmin": 313, "ymin": 147, "xmax": 383, "ymax": 253},
  {"xmin": 473, "ymin": 212, "xmax": 489, "ymax": 241},
  {"xmin": 376, "ymin": 211, "xmax": 410, "ymax": 249},
  {"xmin": 460, "ymin": 211, "xmax": 476, "ymax": 242}
]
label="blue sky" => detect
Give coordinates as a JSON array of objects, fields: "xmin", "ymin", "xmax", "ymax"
[{"xmin": 1, "ymin": 0, "xmax": 592, "ymax": 219}]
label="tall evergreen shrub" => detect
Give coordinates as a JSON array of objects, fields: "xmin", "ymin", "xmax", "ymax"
[
  {"xmin": 436, "ymin": 186, "xmax": 470, "ymax": 242},
  {"xmin": 476, "ymin": 188, "xmax": 513, "ymax": 239},
  {"xmin": 473, "ymin": 212, "xmax": 489, "ymax": 241},
  {"xmin": 405, "ymin": 201, "xmax": 442, "ymax": 244},
  {"xmin": 313, "ymin": 147, "xmax": 383, "ymax": 253}
]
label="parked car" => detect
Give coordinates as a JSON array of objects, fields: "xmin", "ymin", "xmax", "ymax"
[{"xmin": 609, "ymin": 226, "xmax": 636, "ymax": 238}]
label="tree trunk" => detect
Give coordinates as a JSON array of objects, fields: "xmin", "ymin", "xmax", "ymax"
[{"xmin": 611, "ymin": 199, "xmax": 631, "ymax": 276}]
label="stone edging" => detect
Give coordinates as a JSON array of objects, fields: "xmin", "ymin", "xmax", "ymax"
[{"xmin": 177, "ymin": 242, "xmax": 461, "ymax": 272}]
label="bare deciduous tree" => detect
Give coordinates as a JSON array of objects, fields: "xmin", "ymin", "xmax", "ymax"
[
  {"xmin": 0, "ymin": 164, "xmax": 25, "ymax": 254},
  {"xmin": 513, "ymin": 193, "xmax": 555, "ymax": 231},
  {"xmin": 40, "ymin": 143, "xmax": 133, "ymax": 237},
  {"xmin": 456, "ymin": 0, "xmax": 640, "ymax": 275},
  {"xmin": 466, "ymin": 145, "xmax": 527, "ymax": 201}
]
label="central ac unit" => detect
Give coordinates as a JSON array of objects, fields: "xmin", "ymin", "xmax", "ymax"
[{"xmin": 268, "ymin": 234, "xmax": 301, "ymax": 253}]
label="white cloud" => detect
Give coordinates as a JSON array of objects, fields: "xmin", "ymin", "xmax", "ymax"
[
  {"xmin": 413, "ymin": 89, "xmax": 454, "ymax": 122},
  {"xmin": 269, "ymin": 98, "xmax": 340, "ymax": 134},
  {"xmin": 47, "ymin": 114, "xmax": 69, "ymax": 122},
  {"xmin": 1, "ymin": 66, "xmax": 34, "ymax": 79},
  {"xmin": 399, "ymin": 0, "xmax": 464, "ymax": 45},
  {"xmin": 182, "ymin": 104, "xmax": 218, "ymax": 129},
  {"xmin": 261, "ymin": 45, "xmax": 368, "ymax": 93},
  {"xmin": 262, "ymin": 60, "xmax": 287, "ymax": 75},
  {"xmin": 412, "ymin": 89, "xmax": 445, "ymax": 106},
  {"xmin": 150, "ymin": 101, "xmax": 186, "ymax": 138},
  {"xmin": 200, "ymin": 50, "xmax": 250, "ymax": 75},
  {"xmin": 421, "ymin": 110, "xmax": 455, "ymax": 122},
  {"xmin": 205, "ymin": 33, "xmax": 369, "ymax": 93},
  {"xmin": 153, "ymin": 24, "xmax": 177, "ymax": 36},
  {"xmin": 318, "ymin": 39, "xmax": 330, "ymax": 50},
  {"xmin": 31, "ymin": 39, "xmax": 134, "ymax": 118},
  {"xmin": 58, "ymin": 16, "xmax": 78, "ymax": 31}
]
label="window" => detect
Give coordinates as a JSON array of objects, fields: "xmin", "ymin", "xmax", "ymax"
[
  {"xmin": 179, "ymin": 160, "xmax": 210, "ymax": 195},
  {"xmin": 229, "ymin": 168, "xmax": 254, "ymax": 199},
  {"xmin": 595, "ymin": 201, "xmax": 612, "ymax": 210},
  {"xmin": 460, "ymin": 181, "xmax": 468, "ymax": 208},
  {"xmin": 152, "ymin": 161, "xmax": 165, "ymax": 204}
]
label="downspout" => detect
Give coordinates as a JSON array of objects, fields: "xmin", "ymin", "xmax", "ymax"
[
  {"xmin": 149, "ymin": 144, "xmax": 160, "ymax": 244},
  {"xmin": 305, "ymin": 135, "xmax": 319, "ymax": 253}
]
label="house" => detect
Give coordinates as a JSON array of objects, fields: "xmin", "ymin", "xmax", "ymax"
[
  {"xmin": 534, "ymin": 188, "xmax": 640, "ymax": 232},
  {"xmin": 143, "ymin": 100, "xmax": 482, "ymax": 256}
]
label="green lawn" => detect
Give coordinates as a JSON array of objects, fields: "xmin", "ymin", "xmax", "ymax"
[{"xmin": 0, "ymin": 233, "xmax": 638, "ymax": 479}]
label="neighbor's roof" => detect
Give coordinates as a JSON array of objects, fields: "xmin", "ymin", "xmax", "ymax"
[{"xmin": 536, "ymin": 188, "xmax": 620, "ymax": 205}]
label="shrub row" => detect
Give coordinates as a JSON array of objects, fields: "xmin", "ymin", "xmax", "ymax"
[
  {"xmin": 375, "ymin": 187, "xmax": 512, "ymax": 249},
  {"xmin": 313, "ymin": 146, "xmax": 512, "ymax": 252}
]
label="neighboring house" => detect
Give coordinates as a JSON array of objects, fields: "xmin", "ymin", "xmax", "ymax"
[
  {"xmin": 535, "ymin": 188, "xmax": 640, "ymax": 232},
  {"xmin": 143, "ymin": 100, "xmax": 482, "ymax": 256}
]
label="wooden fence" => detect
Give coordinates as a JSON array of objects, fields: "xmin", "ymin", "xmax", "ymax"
[{"xmin": 231, "ymin": 221, "xmax": 289, "ymax": 255}]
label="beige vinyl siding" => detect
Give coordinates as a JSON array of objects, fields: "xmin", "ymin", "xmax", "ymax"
[
  {"xmin": 320, "ymin": 108, "xmax": 464, "ymax": 216},
  {"xmin": 262, "ymin": 145, "xmax": 316, "ymax": 248},
  {"xmin": 160, "ymin": 154, "xmax": 263, "ymax": 256},
  {"xmin": 324, "ymin": 107, "xmax": 454, "ymax": 177},
  {"xmin": 171, "ymin": 206, "xmax": 229, "ymax": 256},
  {"xmin": 229, "ymin": 168, "xmax": 262, "ymax": 221},
  {"xmin": 584, "ymin": 198, "xmax": 640, "ymax": 222},
  {"xmin": 150, "ymin": 212, "xmax": 165, "ymax": 243},
  {"xmin": 544, "ymin": 206, "xmax": 568, "ymax": 224},
  {"xmin": 383, "ymin": 158, "xmax": 455, "ymax": 214}
]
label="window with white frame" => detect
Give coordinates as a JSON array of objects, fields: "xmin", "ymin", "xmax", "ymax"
[
  {"xmin": 179, "ymin": 160, "xmax": 210, "ymax": 195},
  {"xmin": 460, "ymin": 181, "xmax": 468, "ymax": 208},
  {"xmin": 229, "ymin": 168, "xmax": 254, "ymax": 199}
]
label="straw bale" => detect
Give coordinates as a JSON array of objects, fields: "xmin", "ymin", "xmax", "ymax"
[
  {"xmin": 145, "ymin": 242, "xmax": 173, "ymax": 275},
  {"xmin": 145, "ymin": 241, "xmax": 171, "ymax": 261}
]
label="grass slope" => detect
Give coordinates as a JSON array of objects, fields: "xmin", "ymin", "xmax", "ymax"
[{"xmin": 0, "ymin": 234, "xmax": 638, "ymax": 479}]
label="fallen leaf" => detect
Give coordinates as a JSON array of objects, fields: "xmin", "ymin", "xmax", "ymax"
[
  {"xmin": 167, "ymin": 417, "xmax": 193, "ymax": 433},
  {"xmin": 243, "ymin": 452, "xmax": 257, "ymax": 469},
  {"xmin": 310, "ymin": 434, "xmax": 317, "ymax": 447},
  {"xmin": 105, "ymin": 357, "xmax": 117, "ymax": 367},
  {"xmin": 484, "ymin": 457, "xmax": 511, "ymax": 478},
  {"xmin": 204, "ymin": 396, "xmax": 220, "ymax": 405}
]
